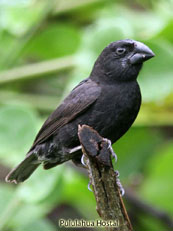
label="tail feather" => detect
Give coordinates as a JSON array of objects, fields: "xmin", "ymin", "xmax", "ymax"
[{"xmin": 5, "ymin": 152, "xmax": 40, "ymax": 183}]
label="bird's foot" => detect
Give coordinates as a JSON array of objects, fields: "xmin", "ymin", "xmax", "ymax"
[
  {"xmin": 68, "ymin": 145, "xmax": 82, "ymax": 154},
  {"xmin": 103, "ymin": 138, "xmax": 117, "ymax": 163},
  {"xmin": 88, "ymin": 180, "xmax": 92, "ymax": 192},
  {"xmin": 81, "ymin": 154, "xmax": 86, "ymax": 166},
  {"xmin": 115, "ymin": 170, "xmax": 125, "ymax": 196}
]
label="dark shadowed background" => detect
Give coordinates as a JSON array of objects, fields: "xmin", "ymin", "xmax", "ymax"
[{"xmin": 0, "ymin": 0, "xmax": 172, "ymax": 230}]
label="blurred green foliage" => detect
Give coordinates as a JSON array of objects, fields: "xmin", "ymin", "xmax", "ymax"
[{"xmin": 0, "ymin": 0, "xmax": 172, "ymax": 230}]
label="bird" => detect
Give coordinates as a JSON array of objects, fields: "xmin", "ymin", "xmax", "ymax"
[{"xmin": 6, "ymin": 39, "xmax": 155, "ymax": 184}]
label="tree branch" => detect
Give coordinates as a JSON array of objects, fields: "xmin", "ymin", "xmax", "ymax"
[
  {"xmin": 0, "ymin": 56, "xmax": 75, "ymax": 85},
  {"xmin": 69, "ymin": 164, "xmax": 173, "ymax": 229},
  {"xmin": 78, "ymin": 125, "xmax": 132, "ymax": 231}
]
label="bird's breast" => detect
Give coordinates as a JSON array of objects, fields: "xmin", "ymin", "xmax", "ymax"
[
  {"xmin": 91, "ymin": 81, "xmax": 141, "ymax": 141},
  {"xmin": 99, "ymin": 81, "xmax": 141, "ymax": 114}
]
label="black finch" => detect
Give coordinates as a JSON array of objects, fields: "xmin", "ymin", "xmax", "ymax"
[{"xmin": 6, "ymin": 39, "xmax": 155, "ymax": 183}]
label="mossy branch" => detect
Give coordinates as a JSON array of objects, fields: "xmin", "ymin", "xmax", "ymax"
[{"xmin": 78, "ymin": 125, "xmax": 132, "ymax": 231}]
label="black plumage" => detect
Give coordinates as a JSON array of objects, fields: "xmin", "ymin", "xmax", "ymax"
[{"xmin": 6, "ymin": 39, "xmax": 154, "ymax": 183}]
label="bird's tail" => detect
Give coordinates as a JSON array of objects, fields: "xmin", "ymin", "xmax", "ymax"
[{"xmin": 5, "ymin": 152, "xmax": 40, "ymax": 184}]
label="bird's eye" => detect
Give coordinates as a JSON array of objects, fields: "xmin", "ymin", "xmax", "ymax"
[{"xmin": 116, "ymin": 47, "xmax": 126, "ymax": 55}]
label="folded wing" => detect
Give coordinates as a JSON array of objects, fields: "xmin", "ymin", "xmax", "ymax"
[{"xmin": 29, "ymin": 79, "xmax": 101, "ymax": 151}]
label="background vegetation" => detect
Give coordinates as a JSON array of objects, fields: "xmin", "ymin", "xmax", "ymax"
[{"xmin": 0, "ymin": 0, "xmax": 172, "ymax": 230}]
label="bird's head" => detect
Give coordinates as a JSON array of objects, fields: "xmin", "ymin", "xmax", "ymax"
[{"xmin": 91, "ymin": 39, "xmax": 155, "ymax": 82}]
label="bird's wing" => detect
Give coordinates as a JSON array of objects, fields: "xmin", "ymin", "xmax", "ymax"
[{"xmin": 30, "ymin": 79, "xmax": 101, "ymax": 150}]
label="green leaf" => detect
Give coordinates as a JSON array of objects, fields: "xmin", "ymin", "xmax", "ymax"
[
  {"xmin": 17, "ymin": 165, "xmax": 64, "ymax": 203},
  {"xmin": 157, "ymin": 19, "xmax": 173, "ymax": 43},
  {"xmin": 114, "ymin": 127, "xmax": 163, "ymax": 180},
  {"xmin": 139, "ymin": 39, "xmax": 173, "ymax": 102},
  {"xmin": 15, "ymin": 219, "xmax": 56, "ymax": 231},
  {"xmin": 62, "ymin": 166, "xmax": 97, "ymax": 219},
  {"xmin": 136, "ymin": 214, "xmax": 166, "ymax": 231},
  {"xmin": 140, "ymin": 142, "xmax": 173, "ymax": 213},
  {"xmin": 9, "ymin": 203, "xmax": 48, "ymax": 229},
  {"xmin": 0, "ymin": 183, "xmax": 56, "ymax": 230},
  {"xmin": 23, "ymin": 23, "xmax": 81, "ymax": 60},
  {"xmin": 0, "ymin": 1, "xmax": 41, "ymax": 36},
  {"xmin": 0, "ymin": 184, "xmax": 14, "ymax": 216},
  {"xmin": 0, "ymin": 31, "xmax": 16, "ymax": 67},
  {"xmin": 0, "ymin": 105, "xmax": 40, "ymax": 166}
]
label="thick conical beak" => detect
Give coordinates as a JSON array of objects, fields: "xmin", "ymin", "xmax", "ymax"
[{"xmin": 129, "ymin": 41, "xmax": 155, "ymax": 65}]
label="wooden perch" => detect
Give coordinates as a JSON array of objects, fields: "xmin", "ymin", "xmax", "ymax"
[{"xmin": 78, "ymin": 125, "xmax": 132, "ymax": 231}]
